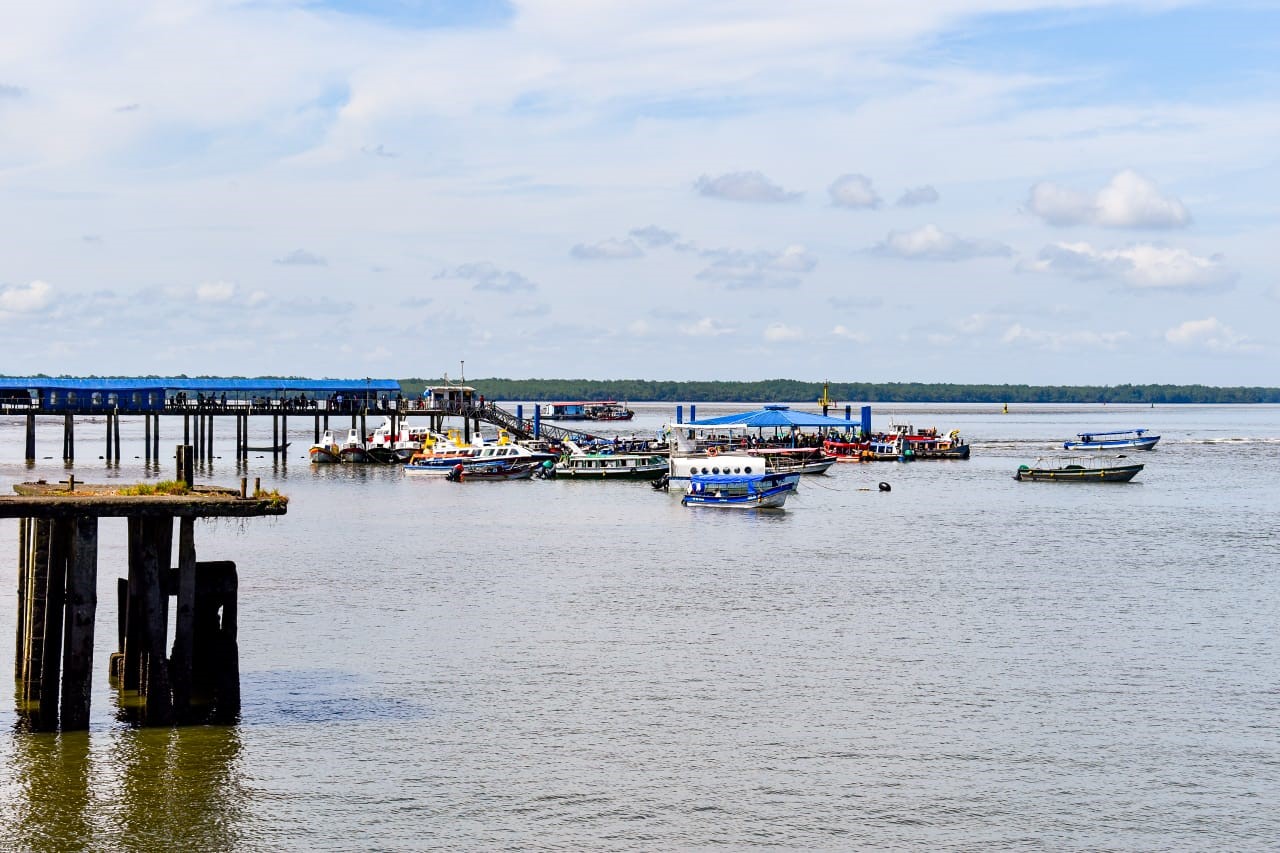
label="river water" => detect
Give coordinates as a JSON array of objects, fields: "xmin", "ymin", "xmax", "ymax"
[{"xmin": 1, "ymin": 402, "xmax": 1277, "ymax": 851}]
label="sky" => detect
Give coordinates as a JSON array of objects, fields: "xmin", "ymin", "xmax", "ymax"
[{"xmin": 1, "ymin": 0, "xmax": 1278, "ymax": 385}]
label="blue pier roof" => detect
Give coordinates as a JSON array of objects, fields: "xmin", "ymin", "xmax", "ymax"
[{"xmin": 0, "ymin": 377, "xmax": 401, "ymax": 394}]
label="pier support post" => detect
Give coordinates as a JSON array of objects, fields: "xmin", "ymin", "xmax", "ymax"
[
  {"xmin": 63, "ymin": 414, "xmax": 75, "ymax": 462},
  {"xmin": 272, "ymin": 416, "xmax": 279, "ymax": 461},
  {"xmin": 360, "ymin": 410, "xmax": 367, "ymax": 450},
  {"xmin": 176, "ymin": 445, "xmax": 194, "ymax": 488},
  {"xmin": 235, "ymin": 415, "xmax": 241, "ymax": 461},
  {"xmin": 37, "ymin": 519, "xmax": 70, "ymax": 728},
  {"xmin": 183, "ymin": 414, "xmax": 190, "ymax": 450},
  {"xmin": 152, "ymin": 414, "xmax": 160, "ymax": 461},
  {"xmin": 171, "ymin": 517, "xmax": 197, "ymax": 723},
  {"xmin": 25, "ymin": 413, "xmax": 36, "ymax": 463},
  {"xmin": 113, "ymin": 410, "xmax": 121, "ymax": 461},
  {"xmin": 281, "ymin": 414, "xmax": 287, "ymax": 461},
  {"xmin": 207, "ymin": 415, "xmax": 214, "ymax": 462},
  {"xmin": 60, "ymin": 517, "xmax": 98, "ymax": 730},
  {"xmin": 314, "ymin": 414, "xmax": 320, "ymax": 445},
  {"xmin": 145, "ymin": 413, "xmax": 152, "ymax": 463},
  {"xmin": 136, "ymin": 517, "xmax": 174, "ymax": 725},
  {"xmin": 15, "ymin": 517, "xmax": 29, "ymax": 680}
]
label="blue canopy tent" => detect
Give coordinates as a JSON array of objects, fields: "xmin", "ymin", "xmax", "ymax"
[{"xmin": 685, "ymin": 405, "xmax": 858, "ymax": 447}]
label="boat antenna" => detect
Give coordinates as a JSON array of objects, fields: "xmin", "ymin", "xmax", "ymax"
[{"xmin": 461, "ymin": 360, "xmax": 465, "ymax": 383}]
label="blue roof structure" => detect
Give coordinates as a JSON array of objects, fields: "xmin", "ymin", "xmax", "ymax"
[
  {"xmin": 688, "ymin": 405, "xmax": 856, "ymax": 429},
  {"xmin": 0, "ymin": 377, "xmax": 401, "ymax": 393}
]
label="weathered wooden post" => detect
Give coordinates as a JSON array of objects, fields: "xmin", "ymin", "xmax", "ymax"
[
  {"xmin": 60, "ymin": 517, "xmax": 98, "ymax": 730},
  {"xmin": 359, "ymin": 409, "xmax": 367, "ymax": 450},
  {"xmin": 25, "ymin": 412, "xmax": 36, "ymax": 463},
  {"xmin": 15, "ymin": 517, "xmax": 28, "ymax": 679},
  {"xmin": 171, "ymin": 517, "xmax": 197, "ymax": 722},
  {"xmin": 314, "ymin": 414, "xmax": 320, "ymax": 445},
  {"xmin": 206, "ymin": 415, "xmax": 214, "ymax": 462},
  {"xmin": 234, "ymin": 415, "xmax": 241, "ymax": 460},
  {"xmin": 183, "ymin": 414, "xmax": 190, "ymax": 450},
  {"xmin": 272, "ymin": 416, "xmax": 279, "ymax": 460},
  {"xmin": 64, "ymin": 414, "xmax": 75, "ymax": 461},
  {"xmin": 113, "ymin": 410, "xmax": 121, "ymax": 461},
  {"xmin": 152, "ymin": 414, "xmax": 160, "ymax": 461},
  {"xmin": 144, "ymin": 413, "xmax": 152, "ymax": 463},
  {"xmin": 280, "ymin": 414, "xmax": 287, "ymax": 461}
]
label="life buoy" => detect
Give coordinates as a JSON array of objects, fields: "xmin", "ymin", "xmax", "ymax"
[
  {"xmin": 878, "ymin": 481, "xmax": 891, "ymax": 492},
  {"xmin": 707, "ymin": 446, "xmax": 720, "ymax": 457}
]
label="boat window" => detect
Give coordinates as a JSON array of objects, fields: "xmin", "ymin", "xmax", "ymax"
[
  {"xmin": 701, "ymin": 467, "xmax": 709, "ymax": 474},
  {"xmin": 744, "ymin": 466, "xmax": 752, "ymax": 473},
  {"xmin": 733, "ymin": 467, "xmax": 741, "ymax": 473},
  {"xmin": 50, "ymin": 391, "xmax": 59, "ymax": 405},
  {"xmin": 711, "ymin": 467, "xmax": 720, "ymax": 474}
]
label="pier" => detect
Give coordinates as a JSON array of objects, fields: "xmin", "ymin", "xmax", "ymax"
[
  {"xmin": 3, "ymin": 453, "xmax": 287, "ymax": 731},
  {"xmin": 0, "ymin": 377, "xmax": 608, "ymax": 463}
]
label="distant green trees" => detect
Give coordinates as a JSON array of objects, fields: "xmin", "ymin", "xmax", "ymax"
[{"xmin": 398, "ymin": 378, "xmax": 1280, "ymax": 404}]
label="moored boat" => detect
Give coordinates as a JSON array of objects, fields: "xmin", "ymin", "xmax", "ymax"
[
  {"xmin": 1063, "ymin": 429, "xmax": 1160, "ymax": 451},
  {"xmin": 586, "ymin": 400, "xmax": 635, "ymax": 421},
  {"xmin": 555, "ymin": 441, "xmax": 668, "ymax": 479},
  {"xmin": 309, "ymin": 430, "xmax": 341, "ymax": 464},
  {"xmin": 445, "ymin": 460, "xmax": 538, "ymax": 481},
  {"xmin": 1014, "ymin": 455, "xmax": 1144, "ymax": 482},
  {"xmin": 338, "ymin": 427, "xmax": 369, "ymax": 463},
  {"xmin": 681, "ymin": 472, "xmax": 797, "ymax": 509}
]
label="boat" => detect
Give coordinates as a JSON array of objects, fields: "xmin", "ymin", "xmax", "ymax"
[
  {"xmin": 338, "ymin": 427, "xmax": 370, "ymax": 463},
  {"xmin": 308, "ymin": 431, "xmax": 340, "ymax": 464},
  {"xmin": 405, "ymin": 429, "xmax": 554, "ymax": 474},
  {"xmin": 246, "ymin": 441, "xmax": 291, "ymax": 453},
  {"xmin": 1014, "ymin": 455, "xmax": 1144, "ymax": 482},
  {"xmin": 585, "ymin": 400, "xmax": 635, "ymax": 421},
  {"xmin": 822, "ymin": 425, "xmax": 969, "ymax": 461},
  {"xmin": 540, "ymin": 402, "xmax": 591, "ymax": 421},
  {"xmin": 555, "ymin": 441, "xmax": 668, "ymax": 480},
  {"xmin": 681, "ymin": 472, "xmax": 797, "ymax": 509},
  {"xmin": 1063, "ymin": 429, "xmax": 1160, "ymax": 451},
  {"xmin": 445, "ymin": 460, "xmax": 538, "ymax": 481}
]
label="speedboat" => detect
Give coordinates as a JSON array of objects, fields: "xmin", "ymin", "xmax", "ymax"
[
  {"xmin": 309, "ymin": 430, "xmax": 341, "ymax": 464},
  {"xmin": 682, "ymin": 472, "xmax": 797, "ymax": 509},
  {"xmin": 445, "ymin": 460, "xmax": 538, "ymax": 481},
  {"xmin": 1063, "ymin": 429, "xmax": 1160, "ymax": 451},
  {"xmin": 338, "ymin": 427, "xmax": 369, "ymax": 463},
  {"xmin": 406, "ymin": 429, "xmax": 554, "ymax": 474},
  {"xmin": 555, "ymin": 441, "xmax": 668, "ymax": 480},
  {"xmin": 1014, "ymin": 455, "xmax": 1144, "ymax": 482}
]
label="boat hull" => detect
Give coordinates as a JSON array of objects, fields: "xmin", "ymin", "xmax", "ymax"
[
  {"xmin": 682, "ymin": 487, "xmax": 792, "ymax": 508},
  {"xmin": 1015, "ymin": 463, "xmax": 1144, "ymax": 482},
  {"xmin": 339, "ymin": 447, "xmax": 370, "ymax": 463},
  {"xmin": 1063, "ymin": 436, "xmax": 1160, "ymax": 451},
  {"xmin": 309, "ymin": 447, "xmax": 340, "ymax": 464}
]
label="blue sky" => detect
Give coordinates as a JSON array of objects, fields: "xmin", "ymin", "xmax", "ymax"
[{"xmin": 0, "ymin": 1, "xmax": 1277, "ymax": 384}]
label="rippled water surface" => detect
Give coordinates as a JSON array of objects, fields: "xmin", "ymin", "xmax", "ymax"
[{"xmin": 1, "ymin": 403, "xmax": 1278, "ymax": 850}]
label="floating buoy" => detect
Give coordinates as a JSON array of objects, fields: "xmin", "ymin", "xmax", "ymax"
[{"xmin": 878, "ymin": 481, "xmax": 891, "ymax": 492}]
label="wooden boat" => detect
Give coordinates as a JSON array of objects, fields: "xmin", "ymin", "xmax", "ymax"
[
  {"xmin": 682, "ymin": 472, "xmax": 797, "ymax": 509},
  {"xmin": 1014, "ymin": 456, "xmax": 1144, "ymax": 482},
  {"xmin": 246, "ymin": 441, "xmax": 291, "ymax": 453},
  {"xmin": 1063, "ymin": 428, "xmax": 1160, "ymax": 451}
]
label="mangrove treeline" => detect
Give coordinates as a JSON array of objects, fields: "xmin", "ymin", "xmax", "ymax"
[{"xmin": 399, "ymin": 379, "xmax": 1280, "ymax": 405}]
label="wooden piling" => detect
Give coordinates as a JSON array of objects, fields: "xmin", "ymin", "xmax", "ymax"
[
  {"xmin": 314, "ymin": 414, "xmax": 320, "ymax": 445},
  {"xmin": 176, "ymin": 445, "xmax": 194, "ymax": 488},
  {"xmin": 64, "ymin": 414, "xmax": 75, "ymax": 461},
  {"xmin": 144, "ymin": 413, "xmax": 152, "ymax": 462},
  {"xmin": 25, "ymin": 412, "xmax": 36, "ymax": 462},
  {"xmin": 123, "ymin": 518, "xmax": 144, "ymax": 692},
  {"xmin": 152, "ymin": 414, "xmax": 160, "ymax": 460},
  {"xmin": 21, "ymin": 520, "xmax": 51, "ymax": 703},
  {"xmin": 183, "ymin": 414, "xmax": 190, "ymax": 449},
  {"xmin": 138, "ymin": 517, "xmax": 174, "ymax": 725},
  {"xmin": 171, "ymin": 517, "xmax": 197, "ymax": 722},
  {"xmin": 15, "ymin": 517, "xmax": 28, "ymax": 679},
  {"xmin": 281, "ymin": 414, "xmax": 287, "ymax": 460},
  {"xmin": 60, "ymin": 517, "xmax": 98, "ymax": 730},
  {"xmin": 206, "ymin": 415, "xmax": 214, "ymax": 462},
  {"xmin": 235, "ymin": 415, "xmax": 242, "ymax": 460},
  {"xmin": 113, "ymin": 410, "xmax": 121, "ymax": 461}
]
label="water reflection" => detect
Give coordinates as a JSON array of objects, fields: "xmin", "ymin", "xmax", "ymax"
[{"xmin": 4, "ymin": 726, "xmax": 246, "ymax": 850}]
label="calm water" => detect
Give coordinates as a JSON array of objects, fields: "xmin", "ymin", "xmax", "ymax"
[{"xmin": 1, "ymin": 403, "xmax": 1278, "ymax": 851}]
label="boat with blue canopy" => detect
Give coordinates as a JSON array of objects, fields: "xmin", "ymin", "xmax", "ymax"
[
  {"xmin": 681, "ymin": 472, "xmax": 798, "ymax": 509},
  {"xmin": 1063, "ymin": 428, "xmax": 1160, "ymax": 451}
]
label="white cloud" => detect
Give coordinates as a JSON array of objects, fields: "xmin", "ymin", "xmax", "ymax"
[
  {"xmin": 570, "ymin": 238, "xmax": 644, "ymax": 259},
  {"xmin": 829, "ymin": 173, "xmax": 881, "ymax": 209},
  {"xmin": 275, "ymin": 249, "xmax": 328, "ymax": 266},
  {"xmin": 695, "ymin": 171, "xmax": 801, "ymax": 203},
  {"xmin": 629, "ymin": 226, "xmax": 678, "ymax": 248},
  {"xmin": 896, "ymin": 185, "xmax": 939, "ymax": 207},
  {"xmin": 196, "ymin": 281, "xmax": 237, "ymax": 303},
  {"xmin": 438, "ymin": 262, "xmax": 537, "ymax": 292},
  {"xmin": 1001, "ymin": 323, "xmax": 1130, "ymax": 350},
  {"xmin": 763, "ymin": 323, "xmax": 804, "ymax": 342},
  {"xmin": 627, "ymin": 319, "xmax": 650, "ymax": 336},
  {"xmin": 696, "ymin": 245, "xmax": 816, "ymax": 289},
  {"xmin": 1027, "ymin": 170, "xmax": 1190, "ymax": 229},
  {"xmin": 680, "ymin": 317, "xmax": 734, "ymax": 337},
  {"xmin": 0, "ymin": 280, "xmax": 53, "ymax": 313},
  {"xmin": 1164, "ymin": 317, "xmax": 1254, "ymax": 352},
  {"xmin": 831, "ymin": 325, "xmax": 867, "ymax": 342},
  {"xmin": 246, "ymin": 290, "xmax": 268, "ymax": 306},
  {"xmin": 870, "ymin": 224, "xmax": 1011, "ymax": 261},
  {"xmin": 1025, "ymin": 242, "xmax": 1236, "ymax": 291}
]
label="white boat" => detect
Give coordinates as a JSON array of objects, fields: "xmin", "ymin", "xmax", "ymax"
[
  {"xmin": 309, "ymin": 429, "xmax": 340, "ymax": 464},
  {"xmin": 405, "ymin": 429, "xmax": 554, "ymax": 474},
  {"xmin": 338, "ymin": 427, "xmax": 369, "ymax": 463},
  {"xmin": 555, "ymin": 441, "xmax": 668, "ymax": 480},
  {"xmin": 682, "ymin": 472, "xmax": 797, "ymax": 509},
  {"xmin": 664, "ymin": 425, "xmax": 827, "ymax": 484},
  {"xmin": 367, "ymin": 417, "xmax": 431, "ymax": 462},
  {"xmin": 1063, "ymin": 428, "xmax": 1160, "ymax": 451}
]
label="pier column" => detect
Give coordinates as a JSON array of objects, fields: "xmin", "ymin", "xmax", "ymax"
[
  {"xmin": 145, "ymin": 413, "xmax": 152, "ymax": 462},
  {"xmin": 281, "ymin": 414, "xmax": 287, "ymax": 461},
  {"xmin": 63, "ymin": 414, "xmax": 75, "ymax": 462},
  {"xmin": 136, "ymin": 516, "xmax": 174, "ymax": 725},
  {"xmin": 114, "ymin": 411, "xmax": 121, "ymax": 461},
  {"xmin": 105, "ymin": 414, "xmax": 113, "ymax": 461},
  {"xmin": 171, "ymin": 518, "xmax": 197, "ymax": 722},
  {"xmin": 15, "ymin": 517, "xmax": 29, "ymax": 680},
  {"xmin": 152, "ymin": 414, "xmax": 160, "ymax": 461},
  {"xmin": 207, "ymin": 415, "xmax": 214, "ymax": 462},
  {"xmin": 60, "ymin": 517, "xmax": 98, "ymax": 730},
  {"xmin": 272, "ymin": 416, "xmax": 279, "ymax": 460},
  {"xmin": 234, "ymin": 415, "xmax": 241, "ymax": 461},
  {"xmin": 183, "ymin": 414, "xmax": 190, "ymax": 449},
  {"xmin": 314, "ymin": 414, "xmax": 320, "ymax": 445},
  {"xmin": 25, "ymin": 413, "xmax": 36, "ymax": 463},
  {"xmin": 359, "ymin": 410, "xmax": 366, "ymax": 450}
]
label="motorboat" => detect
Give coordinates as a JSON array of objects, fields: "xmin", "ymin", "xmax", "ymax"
[
  {"xmin": 309, "ymin": 430, "xmax": 340, "ymax": 464},
  {"xmin": 1014, "ymin": 455, "xmax": 1144, "ymax": 482},
  {"xmin": 1063, "ymin": 429, "xmax": 1160, "ymax": 451},
  {"xmin": 338, "ymin": 427, "xmax": 369, "ymax": 463},
  {"xmin": 445, "ymin": 460, "xmax": 538, "ymax": 481},
  {"xmin": 555, "ymin": 441, "xmax": 668, "ymax": 480},
  {"xmin": 405, "ymin": 429, "xmax": 554, "ymax": 474},
  {"xmin": 681, "ymin": 472, "xmax": 797, "ymax": 509}
]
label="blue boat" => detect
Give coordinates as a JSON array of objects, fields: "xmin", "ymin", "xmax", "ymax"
[
  {"xmin": 1063, "ymin": 428, "xmax": 1160, "ymax": 451},
  {"xmin": 681, "ymin": 472, "xmax": 798, "ymax": 509}
]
